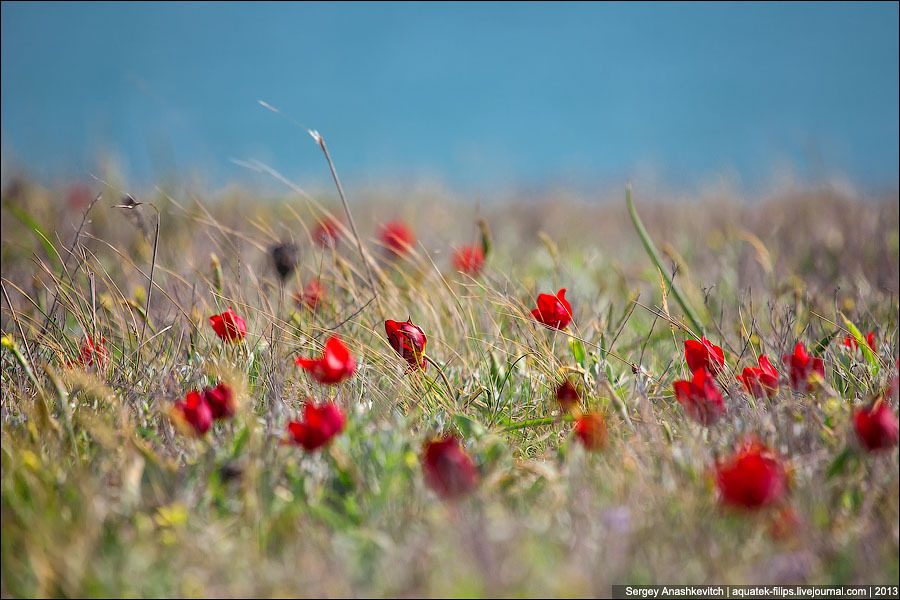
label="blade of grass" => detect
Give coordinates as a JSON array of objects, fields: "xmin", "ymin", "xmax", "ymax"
[{"xmin": 625, "ymin": 184, "xmax": 704, "ymax": 335}]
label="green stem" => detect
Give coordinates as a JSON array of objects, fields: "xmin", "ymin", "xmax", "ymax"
[
  {"xmin": 503, "ymin": 414, "xmax": 575, "ymax": 432},
  {"xmin": 626, "ymin": 185, "xmax": 704, "ymax": 336}
]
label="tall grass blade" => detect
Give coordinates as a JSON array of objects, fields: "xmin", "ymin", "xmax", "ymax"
[{"xmin": 626, "ymin": 185, "xmax": 704, "ymax": 335}]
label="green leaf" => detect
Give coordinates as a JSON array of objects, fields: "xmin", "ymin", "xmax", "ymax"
[
  {"xmin": 452, "ymin": 414, "xmax": 486, "ymax": 439},
  {"xmin": 826, "ymin": 446, "xmax": 856, "ymax": 480},
  {"xmin": 814, "ymin": 329, "xmax": 840, "ymax": 356},
  {"xmin": 840, "ymin": 312, "xmax": 879, "ymax": 378},
  {"xmin": 569, "ymin": 337, "xmax": 587, "ymax": 368},
  {"xmin": 232, "ymin": 425, "xmax": 250, "ymax": 457}
]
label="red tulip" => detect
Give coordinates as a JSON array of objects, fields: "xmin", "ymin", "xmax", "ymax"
[
  {"xmin": 380, "ymin": 220, "xmax": 415, "ymax": 256},
  {"xmin": 286, "ymin": 400, "xmax": 346, "ymax": 451},
  {"xmin": 853, "ymin": 400, "xmax": 899, "ymax": 452},
  {"xmin": 422, "ymin": 436, "xmax": 480, "ymax": 500},
  {"xmin": 574, "ymin": 413, "xmax": 607, "ymax": 451},
  {"xmin": 203, "ymin": 382, "xmax": 236, "ymax": 420},
  {"xmin": 782, "ymin": 342, "xmax": 825, "ymax": 393},
  {"xmin": 171, "ymin": 390, "xmax": 213, "ymax": 437},
  {"xmin": 68, "ymin": 336, "xmax": 108, "ymax": 369},
  {"xmin": 209, "ymin": 308, "xmax": 247, "ymax": 343},
  {"xmin": 296, "ymin": 279, "xmax": 325, "ymax": 312},
  {"xmin": 684, "ymin": 335, "xmax": 725, "ymax": 375},
  {"xmin": 294, "ymin": 336, "xmax": 357, "ymax": 385},
  {"xmin": 843, "ymin": 331, "xmax": 876, "ymax": 353},
  {"xmin": 737, "ymin": 355, "xmax": 779, "ymax": 400},
  {"xmin": 556, "ymin": 379, "xmax": 581, "ymax": 413},
  {"xmin": 715, "ymin": 438, "xmax": 787, "ymax": 510},
  {"xmin": 451, "ymin": 245, "xmax": 485, "ymax": 277},
  {"xmin": 673, "ymin": 368, "xmax": 726, "ymax": 426},
  {"xmin": 312, "ymin": 217, "xmax": 341, "ymax": 247},
  {"xmin": 66, "ymin": 181, "xmax": 93, "ymax": 211},
  {"xmin": 385, "ymin": 318, "xmax": 427, "ymax": 369},
  {"xmin": 531, "ymin": 288, "xmax": 573, "ymax": 330}
]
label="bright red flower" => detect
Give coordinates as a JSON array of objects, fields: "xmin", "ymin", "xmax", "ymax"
[
  {"xmin": 556, "ymin": 379, "xmax": 581, "ymax": 413},
  {"xmin": 782, "ymin": 342, "xmax": 825, "ymax": 393},
  {"xmin": 385, "ymin": 318, "xmax": 427, "ymax": 369},
  {"xmin": 171, "ymin": 390, "xmax": 213, "ymax": 437},
  {"xmin": 203, "ymin": 382, "xmax": 236, "ymax": 420},
  {"xmin": 737, "ymin": 355, "xmax": 779, "ymax": 400},
  {"xmin": 843, "ymin": 331, "xmax": 876, "ymax": 353},
  {"xmin": 853, "ymin": 401, "xmax": 899, "ymax": 452},
  {"xmin": 422, "ymin": 436, "xmax": 480, "ymax": 500},
  {"xmin": 379, "ymin": 220, "xmax": 415, "ymax": 256},
  {"xmin": 68, "ymin": 336, "xmax": 108, "ymax": 369},
  {"xmin": 296, "ymin": 279, "xmax": 325, "ymax": 312},
  {"xmin": 574, "ymin": 413, "xmax": 607, "ymax": 451},
  {"xmin": 684, "ymin": 335, "xmax": 725, "ymax": 375},
  {"xmin": 673, "ymin": 368, "xmax": 726, "ymax": 426},
  {"xmin": 451, "ymin": 245, "xmax": 485, "ymax": 277},
  {"xmin": 312, "ymin": 217, "xmax": 341, "ymax": 247},
  {"xmin": 286, "ymin": 400, "xmax": 346, "ymax": 451},
  {"xmin": 715, "ymin": 438, "xmax": 787, "ymax": 510},
  {"xmin": 531, "ymin": 288, "xmax": 573, "ymax": 330},
  {"xmin": 294, "ymin": 336, "xmax": 357, "ymax": 385},
  {"xmin": 209, "ymin": 308, "xmax": 247, "ymax": 343}
]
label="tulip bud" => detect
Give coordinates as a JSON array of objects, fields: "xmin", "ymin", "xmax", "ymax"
[{"xmin": 270, "ymin": 242, "xmax": 299, "ymax": 281}]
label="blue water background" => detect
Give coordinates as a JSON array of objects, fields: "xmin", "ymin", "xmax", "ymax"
[{"xmin": 2, "ymin": 1, "xmax": 898, "ymax": 193}]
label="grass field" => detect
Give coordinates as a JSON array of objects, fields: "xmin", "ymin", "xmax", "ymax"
[{"xmin": 1, "ymin": 172, "xmax": 898, "ymax": 597}]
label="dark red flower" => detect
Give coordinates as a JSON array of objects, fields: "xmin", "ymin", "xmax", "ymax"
[
  {"xmin": 843, "ymin": 331, "xmax": 876, "ymax": 353},
  {"xmin": 531, "ymin": 288, "xmax": 573, "ymax": 330},
  {"xmin": 295, "ymin": 279, "xmax": 325, "ymax": 312},
  {"xmin": 782, "ymin": 342, "xmax": 825, "ymax": 393},
  {"xmin": 385, "ymin": 318, "xmax": 427, "ymax": 369},
  {"xmin": 380, "ymin": 220, "xmax": 415, "ymax": 257},
  {"xmin": 574, "ymin": 413, "xmax": 607, "ymax": 451},
  {"xmin": 312, "ymin": 217, "xmax": 342, "ymax": 247},
  {"xmin": 451, "ymin": 245, "xmax": 485, "ymax": 277},
  {"xmin": 209, "ymin": 308, "xmax": 247, "ymax": 343},
  {"xmin": 286, "ymin": 400, "xmax": 346, "ymax": 451},
  {"xmin": 66, "ymin": 182, "xmax": 93, "ymax": 211},
  {"xmin": 737, "ymin": 355, "xmax": 779, "ymax": 400},
  {"xmin": 294, "ymin": 336, "xmax": 357, "ymax": 385},
  {"xmin": 422, "ymin": 436, "xmax": 480, "ymax": 500},
  {"xmin": 68, "ymin": 336, "xmax": 108, "ymax": 369},
  {"xmin": 171, "ymin": 390, "xmax": 213, "ymax": 437},
  {"xmin": 853, "ymin": 400, "xmax": 899, "ymax": 452},
  {"xmin": 203, "ymin": 382, "xmax": 236, "ymax": 420},
  {"xmin": 673, "ymin": 368, "xmax": 726, "ymax": 426},
  {"xmin": 684, "ymin": 335, "xmax": 725, "ymax": 375},
  {"xmin": 556, "ymin": 379, "xmax": 581, "ymax": 413},
  {"xmin": 715, "ymin": 438, "xmax": 787, "ymax": 510}
]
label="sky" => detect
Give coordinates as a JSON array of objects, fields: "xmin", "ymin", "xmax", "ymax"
[{"xmin": 1, "ymin": 1, "xmax": 898, "ymax": 193}]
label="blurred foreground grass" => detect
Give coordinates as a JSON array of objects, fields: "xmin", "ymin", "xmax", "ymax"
[{"xmin": 1, "ymin": 176, "xmax": 898, "ymax": 597}]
